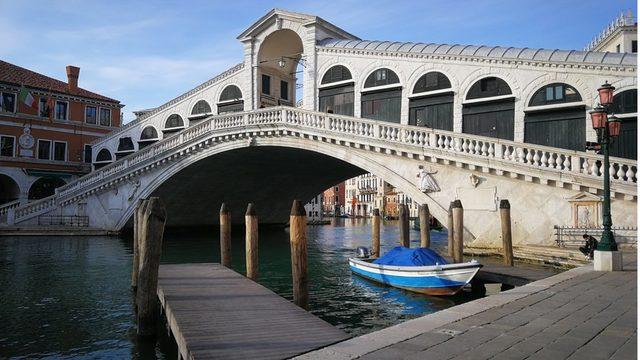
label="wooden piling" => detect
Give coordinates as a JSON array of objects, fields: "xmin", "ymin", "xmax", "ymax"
[
  {"xmin": 371, "ymin": 208, "xmax": 381, "ymax": 257},
  {"xmin": 447, "ymin": 202, "xmax": 454, "ymax": 257},
  {"xmin": 452, "ymin": 200, "xmax": 464, "ymax": 263},
  {"xmin": 136, "ymin": 197, "xmax": 167, "ymax": 338},
  {"xmin": 419, "ymin": 204, "xmax": 430, "ymax": 248},
  {"xmin": 500, "ymin": 199, "xmax": 514, "ymax": 266},
  {"xmin": 289, "ymin": 200, "xmax": 308, "ymax": 310},
  {"xmin": 131, "ymin": 199, "xmax": 147, "ymax": 291},
  {"xmin": 399, "ymin": 203, "xmax": 410, "ymax": 248},
  {"xmin": 219, "ymin": 203, "xmax": 231, "ymax": 267},
  {"xmin": 245, "ymin": 203, "xmax": 258, "ymax": 280}
]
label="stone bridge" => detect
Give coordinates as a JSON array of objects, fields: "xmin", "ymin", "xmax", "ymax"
[{"xmin": 3, "ymin": 107, "xmax": 637, "ymax": 247}]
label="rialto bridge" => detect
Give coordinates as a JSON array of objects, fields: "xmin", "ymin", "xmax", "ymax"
[
  {"xmin": 0, "ymin": 9, "xmax": 636, "ymax": 247},
  {"xmin": 3, "ymin": 106, "xmax": 637, "ymax": 247}
]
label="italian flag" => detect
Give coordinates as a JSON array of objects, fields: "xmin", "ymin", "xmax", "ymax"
[{"xmin": 18, "ymin": 87, "xmax": 37, "ymax": 110}]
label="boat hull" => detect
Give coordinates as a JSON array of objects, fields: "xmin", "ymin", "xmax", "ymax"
[{"xmin": 349, "ymin": 258, "xmax": 481, "ymax": 296}]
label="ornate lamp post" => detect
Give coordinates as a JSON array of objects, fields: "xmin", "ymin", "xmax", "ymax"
[{"xmin": 589, "ymin": 81, "xmax": 623, "ymax": 271}]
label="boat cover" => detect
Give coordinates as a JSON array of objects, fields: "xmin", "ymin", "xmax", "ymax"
[{"xmin": 372, "ymin": 246, "xmax": 449, "ymax": 266}]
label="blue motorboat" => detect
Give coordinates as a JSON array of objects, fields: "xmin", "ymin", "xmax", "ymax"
[{"xmin": 349, "ymin": 246, "xmax": 482, "ymax": 296}]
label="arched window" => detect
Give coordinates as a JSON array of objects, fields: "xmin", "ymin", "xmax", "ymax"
[
  {"xmin": 529, "ymin": 83, "xmax": 582, "ymax": 106},
  {"xmin": 321, "ymin": 65, "xmax": 352, "ymax": 84},
  {"xmin": 364, "ymin": 68, "xmax": 400, "ymax": 88},
  {"xmin": 191, "ymin": 100, "xmax": 212, "ymax": 115},
  {"xmin": 409, "ymin": 72, "xmax": 453, "ymax": 130},
  {"xmin": 218, "ymin": 85, "xmax": 244, "ymax": 114},
  {"xmin": 466, "ymin": 77, "xmax": 512, "ymax": 100},
  {"xmin": 28, "ymin": 177, "xmax": 66, "ymax": 200},
  {"xmin": 525, "ymin": 83, "xmax": 585, "ymax": 151},
  {"xmin": 412, "ymin": 72, "xmax": 451, "ymax": 94},
  {"xmin": 163, "ymin": 114, "xmax": 185, "ymax": 135},
  {"xmin": 362, "ymin": 68, "xmax": 401, "ymax": 123},
  {"xmin": 115, "ymin": 137, "xmax": 135, "ymax": 160},
  {"xmin": 138, "ymin": 126, "xmax": 160, "ymax": 149},
  {"xmin": 96, "ymin": 148, "xmax": 112, "ymax": 162},
  {"xmin": 319, "ymin": 65, "xmax": 354, "ymax": 116},
  {"xmin": 610, "ymin": 89, "xmax": 637, "ymax": 159},
  {"xmin": 463, "ymin": 77, "xmax": 514, "ymax": 140}
]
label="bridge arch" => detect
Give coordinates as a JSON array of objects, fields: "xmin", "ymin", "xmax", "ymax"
[
  {"xmin": 0, "ymin": 173, "xmax": 20, "ymax": 205},
  {"xmin": 257, "ymin": 29, "xmax": 304, "ymax": 107},
  {"xmin": 115, "ymin": 137, "xmax": 454, "ymax": 232}
]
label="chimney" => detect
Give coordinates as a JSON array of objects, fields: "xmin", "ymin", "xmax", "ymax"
[{"xmin": 66, "ymin": 65, "xmax": 80, "ymax": 91}]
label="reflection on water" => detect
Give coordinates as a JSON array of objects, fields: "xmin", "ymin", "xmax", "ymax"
[{"xmin": 0, "ymin": 218, "xmax": 481, "ymax": 358}]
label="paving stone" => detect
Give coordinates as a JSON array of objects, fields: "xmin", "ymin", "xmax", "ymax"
[
  {"xmin": 609, "ymin": 333, "xmax": 637, "ymax": 360},
  {"xmin": 401, "ymin": 331, "xmax": 451, "ymax": 350}
]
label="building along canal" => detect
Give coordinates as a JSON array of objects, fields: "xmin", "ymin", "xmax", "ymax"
[{"xmin": 0, "ymin": 218, "xmax": 558, "ymax": 359}]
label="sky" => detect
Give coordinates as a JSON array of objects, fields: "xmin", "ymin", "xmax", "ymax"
[{"xmin": 0, "ymin": 0, "xmax": 635, "ymax": 122}]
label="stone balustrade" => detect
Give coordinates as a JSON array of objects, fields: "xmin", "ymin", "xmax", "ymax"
[{"xmin": 10, "ymin": 106, "xmax": 637, "ymax": 224}]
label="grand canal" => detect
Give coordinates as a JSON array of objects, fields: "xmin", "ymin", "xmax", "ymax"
[{"xmin": 1, "ymin": 218, "xmax": 487, "ymax": 359}]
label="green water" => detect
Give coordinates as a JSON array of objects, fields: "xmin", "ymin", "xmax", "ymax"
[{"xmin": 0, "ymin": 218, "xmax": 481, "ymax": 359}]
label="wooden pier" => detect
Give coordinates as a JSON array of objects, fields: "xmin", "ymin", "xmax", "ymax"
[{"xmin": 157, "ymin": 263, "xmax": 349, "ymax": 360}]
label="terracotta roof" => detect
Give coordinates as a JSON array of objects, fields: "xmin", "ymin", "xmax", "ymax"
[{"xmin": 0, "ymin": 60, "xmax": 120, "ymax": 103}]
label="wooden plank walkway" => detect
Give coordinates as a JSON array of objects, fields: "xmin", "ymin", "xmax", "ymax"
[{"xmin": 157, "ymin": 263, "xmax": 349, "ymax": 360}]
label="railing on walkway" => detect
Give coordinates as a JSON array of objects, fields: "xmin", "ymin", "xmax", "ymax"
[
  {"xmin": 12, "ymin": 106, "xmax": 638, "ymax": 224},
  {"xmin": 554, "ymin": 225, "xmax": 637, "ymax": 248},
  {"xmin": 38, "ymin": 215, "xmax": 89, "ymax": 227},
  {"xmin": 0, "ymin": 200, "xmax": 20, "ymax": 216}
]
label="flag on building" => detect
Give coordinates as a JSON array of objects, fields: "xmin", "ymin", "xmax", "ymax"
[{"xmin": 18, "ymin": 87, "xmax": 37, "ymax": 110}]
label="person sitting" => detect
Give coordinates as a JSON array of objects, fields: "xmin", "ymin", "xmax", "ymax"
[{"xmin": 579, "ymin": 234, "xmax": 598, "ymax": 260}]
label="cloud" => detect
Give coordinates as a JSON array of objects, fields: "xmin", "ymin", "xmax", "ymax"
[{"xmin": 46, "ymin": 18, "xmax": 161, "ymax": 42}]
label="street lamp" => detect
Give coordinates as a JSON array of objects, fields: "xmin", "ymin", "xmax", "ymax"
[{"xmin": 588, "ymin": 81, "xmax": 623, "ymax": 270}]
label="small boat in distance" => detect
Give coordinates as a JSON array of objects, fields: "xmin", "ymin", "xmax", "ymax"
[{"xmin": 349, "ymin": 246, "xmax": 482, "ymax": 296}]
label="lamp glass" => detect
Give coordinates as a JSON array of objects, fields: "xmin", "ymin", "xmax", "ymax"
[
  {"xmin": 597, "ymin": 83, "xmax": 615, "ymax": 105},
  {"xmin": 590, "ymin": 109, "xmax": 607, "ymax": 129},
  {"xmin": 608, "ymin": 118, "xmax": 622, "ymax": 137}
]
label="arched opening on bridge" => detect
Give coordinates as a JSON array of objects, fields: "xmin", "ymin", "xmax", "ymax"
[
  {"xmin": 524, "ymin": 83, "xmax": 585, "ymax": 151},
  {"xmin": 319, "ymin": 65, "xmax": 354, "ymax": 116},
  {"xmin": 463, "ymin": 77, "xmax": 514, "ymax": 140},
  {"xmin": 0, "ymin": 174, "xmax": 20, "ymax": 204},
  {"xmin": 361, "ymin": 68, "xmax": 402, "ymax": 123},
  {"xmin": 610, "ymin": 89, "xmax": 637, "ymax": 159},
  {"xmin": 28, "ymin": 177, "xmax": 65, "ymax": 200},
  {"xmin": 409, "ymin": 72, "xmax": 453, "ymax": 130},
  {"xmin": 163, "ymin": 114, "xmax": 186, "ymax": 136},
  {"xmin": 138, "ymin": 126, "xmax": 160, "ymax": 149},
  {"xmin": 257, "ymin": 29, "xmax": 303, "ymax": 108},
  {"xmin": 189, "ymin": 100, "xmax": 212, "ymax": 121},
  {"xmin": 217, "ymin": 85, "xmax": 244, "ymax": 114},
  {"xmin": 148, "ymin": 146, "xmax": 370, "ymax": 227},
  {"xmin": 115, "ymin": 137, "xmax": 135, "ymax": 160},
  {"xmin": 94, "ymin": 148, "xmax": 113, "ymax": 169}
]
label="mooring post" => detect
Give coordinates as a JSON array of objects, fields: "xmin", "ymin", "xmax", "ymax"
[
  {"xmin": 289, "ymin": 200, "xmax": 308, "ymax": 310},
  {"xmin": 371, "ymin": 208, "xmax": 381, "ymax": 257},
  {"xmin": 452, "ymin": 200, "xmax": 464, "ymax": 263},
  {"xmin": 399, "ymin": 203, "xmax": 410, "ymax": 248},
  {"xmin": 131, "ymin": 199, "xmax": 147, "ymax": 292},
  {"xmin": 419, "ymin": 204, "xmax": 430, "ymax": 248},
  {"xmin": 245, "ymin": 203, "xmax": 258, "ymax": 280},
  {"xmin": 447, "ymin": 202, "xmax": 454, "ymax": 257},
  {"xmin": 219, "ymin": 203, "xmax": 231, "ymax": 268},
  {"xmin": 136, "ymin": 197, "xmax": 167, "ymax": 338},
  {"xmin": 500, "ymin": 199, "xmax": 514, "ymax": 266}
]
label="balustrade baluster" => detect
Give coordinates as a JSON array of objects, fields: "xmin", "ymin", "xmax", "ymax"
[
  {"xmin": 503, "ymin": 146, "xmax": 511, "ymax": 160},
  {"xmin": 444, "ymin": 137, "xmax": 450, "ymax": 150},
  {"xmin": 590, "ymin": 159, "xmax": 600, "ymax": 176},
  {"xmin": 474, "ymin": 141, "xmax": 481, "ymax": 155},
  {"xmin": 625, "ymin": 166, "xmax": 635, "ymax": 182}
]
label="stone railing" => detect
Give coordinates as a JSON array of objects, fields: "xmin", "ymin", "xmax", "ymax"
[
  {"xmin": 0, "ymin": 200, "xmax": 20, "ymax": 220},
  {"xmin": 11, "ymin": 106, "xmax": 637, "ymax": 224}
]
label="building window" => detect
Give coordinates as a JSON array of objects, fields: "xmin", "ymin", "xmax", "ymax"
[
  {"xmin": 53, "ymin": 141, "xmax": 66, "ymax": 161},
  {"xmin": 191, "ymin": 100, "xmax": 211, "ymax": 115},
  {"xmin": 321, "ymin": 65, "xmax": 352, "ymax": 84},
  {"xmin": 39, "ymin": 98, "xmax": 50, "ymax": 118},
  {"xmin": 632, "ymin": 41, "xmax": 637, "ymax": 53},
  {"xmin": 84, "ymin": 144, "xmax": 92, "ymax": 163},
  {"xmin": 85, "ymin": 106, "xmax": 97, "ymax": 124},
  {"xmin": 164, "ymin": 114, "xmax": 184, "ymax": 130},
  {"xmin": 280, "ymin": 80, "xmax": 288, "ymax": 100},
  {"xmin": 54, "ymin": 101, "xmax": 68, "ymax": 120},
  {"xmin": 529, "ymin": 83, "xmax": 582, "ymax": 106},
  {"xmin": 0, "ymin": 135, "xmax": 15, "ymax": 157},
  {"xmin": 99, "ymin": 108, "xmax": 111, "ymax": 126},
  {"xmin": 262, "ymin": 75, "xmax": 271, "ymax": 95},
  {"xmin": 38, "ymin": 139, "xmax": 52, "ymax": 160},
  {"xmin": 616, "ymin": 44, "xmax": 621, "ymax": 53},
  {"xmin": 1, "ymin": 92, "xmax": 16, "ymax": 112}
]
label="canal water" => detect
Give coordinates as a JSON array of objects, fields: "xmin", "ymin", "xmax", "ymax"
[{"xmin": 1, "ymin": 218, "xmax": 484, "ymax": 359}]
